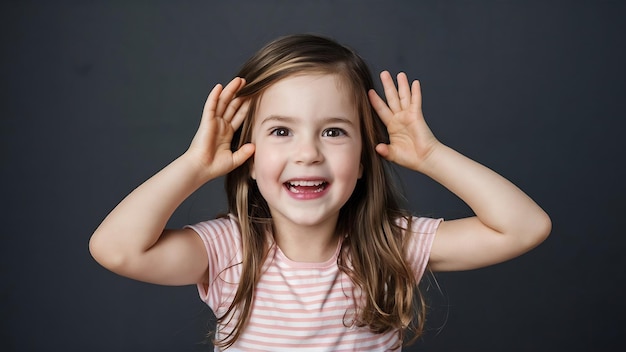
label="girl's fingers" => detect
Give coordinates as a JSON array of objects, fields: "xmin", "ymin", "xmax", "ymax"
[
  {"xmin": 222, "ymin": 96, "xmax": 243, "ymax": 122},
  {"xmin": 200, "ymin": 83, "xmax": 223, "ymax": 130},
  {"xmin": 380, "ymin": 71, "xmax": 401, "ymax": 112},
  {"xmin": 397, "ymin": 72, "xmax": 411, "ymax": 110},
  {"xmin": 410, "ymin": 80, "xmax": 422, "ymax": 113},
  {"xmin": 230, "ymin": 100, "xmax": 250, "ymax": 129},
  {"xmin": 368, "ymin": 89, "xmax": 393, "ymax": 125},
  {"xmin": 215, "ymin": 77, "xmax": 244, "ymax": 118},
  {"xmin": 231, "ymin": 143, "xmax": 256, "ymax": 168},
  {"xmin": 372, "ymin": 71, "xmax": 422, "ymax": 122},
  {"xmin": 374, "ymin": 143, "xmax": 391, "ymax": 159}
]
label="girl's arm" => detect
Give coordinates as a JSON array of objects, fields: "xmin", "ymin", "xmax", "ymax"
[
  {"xmin": 369, "ymin": 71, "xmax": 551, "ymax": 272},
  {"xmin": 89, "ymin": 78, "xmax": 255, "ymax": 285}
]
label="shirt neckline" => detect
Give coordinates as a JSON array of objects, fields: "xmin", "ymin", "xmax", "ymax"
[{"xmin": 272, "ymin": 237, "xmax": 343, "ymax": 269}]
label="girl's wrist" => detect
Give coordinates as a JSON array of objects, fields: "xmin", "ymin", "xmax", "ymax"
[
  {"xmin": 411, "ymin": 140, "xmax": 446, "ymax": 175},
  {"xmin": 175, "ymin": 152, "xmax": 217, "ymax": 187}
]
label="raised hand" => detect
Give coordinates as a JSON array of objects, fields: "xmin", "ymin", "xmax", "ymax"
[
  {"xmin": 186, "ymin": 77, "xmax": 255, "ymax": 180},
  {"xmin": 369, "ymin": 71, "xmax": 551, "ymax": 273},
  {"xmin": 368, "ymin": 71, "xmax": 440, "ymax": 172}
]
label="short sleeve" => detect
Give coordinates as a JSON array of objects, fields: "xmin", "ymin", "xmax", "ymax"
[
  {"xmin": 184, "ymin": 215, "xmax": 242, "ymax": 310},
  {"xmin": 402, "ymin": 216, "xmax": 443, "ymax": 282}
]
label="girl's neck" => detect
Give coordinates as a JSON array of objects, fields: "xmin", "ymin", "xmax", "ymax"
[{"xmin": 271, "ymin": 217, "xmax": 341, "ymax": 263}]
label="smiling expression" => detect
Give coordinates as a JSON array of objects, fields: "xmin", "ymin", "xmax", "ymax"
[{"xmin": 250, "ymin": 73, "xmax": 363, "ymax": 234}]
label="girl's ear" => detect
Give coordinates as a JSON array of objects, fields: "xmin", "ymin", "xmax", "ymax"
[{"xmin": 250, "ymin": 162, "xmax": 256, "ymax": 180}]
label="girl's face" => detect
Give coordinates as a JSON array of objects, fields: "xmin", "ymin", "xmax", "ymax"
[{"xmin": 250, "ymin": 73, "xmax": 363, "ymax": 233}]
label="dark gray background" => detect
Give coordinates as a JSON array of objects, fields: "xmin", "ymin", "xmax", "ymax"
[{"xmin": 2, "ymin": 1, "xmax": 625, "ymax": 351}]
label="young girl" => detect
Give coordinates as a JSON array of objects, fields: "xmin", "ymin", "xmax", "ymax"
[{"xmin": 89, "ymin": 34, "xmax": 551, "ymax": 351}]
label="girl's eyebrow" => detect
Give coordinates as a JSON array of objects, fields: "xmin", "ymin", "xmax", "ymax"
[
  {"xmin": 260, "ymin": 114, "xmax": 356, "ymax": 126},
  {"xmin": 323, "ymin": 116, "xmax": 356, "ymax": 126},
  {"xmin": 260, "ymin": 115, "xmax": 295, "ymax": 125}
]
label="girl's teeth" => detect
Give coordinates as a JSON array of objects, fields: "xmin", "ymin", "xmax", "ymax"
[
  {"xmin": 286, "ymin": 181, "xmax": 327, "ymax": 193},
  {"xmin": 289, "ymin": 180, "xmax": 324, "ymax": 187}
]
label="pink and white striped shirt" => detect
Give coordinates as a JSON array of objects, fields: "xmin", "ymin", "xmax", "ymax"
[{"xmin": 187, "ymin": 215, "xmax": 441, "ymax": 351}]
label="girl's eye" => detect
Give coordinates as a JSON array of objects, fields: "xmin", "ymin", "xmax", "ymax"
[
  {"xmin": 322, "ymin": 128, "xmax": 346, "ymax": 137},
  {"xmin": 270, "ymin": 127, "xmax": 291, "ymax": 137}
]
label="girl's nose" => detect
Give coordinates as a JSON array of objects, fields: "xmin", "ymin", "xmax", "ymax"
[{"xmin": 294, "ymin": 137, "xmax": 324, "ymax": 165}]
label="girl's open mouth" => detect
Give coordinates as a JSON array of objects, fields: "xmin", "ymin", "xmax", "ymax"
[{"xmin": 284, "ymin": 180, "xmax": 328, "ymax": 194}]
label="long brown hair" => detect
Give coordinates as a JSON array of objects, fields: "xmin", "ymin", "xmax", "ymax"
[{"xmin": 218, "ymin": 34, "xmax": 425, "ymax": 349}]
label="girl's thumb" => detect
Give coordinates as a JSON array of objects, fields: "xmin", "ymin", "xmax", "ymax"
[{"xmin": 232, "ymin": 143, "xmax": 255, "ymax": 167}]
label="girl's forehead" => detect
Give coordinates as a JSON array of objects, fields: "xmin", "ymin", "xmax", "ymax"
[
  {"xmin": 256, "ymin": 73, "xmax": 358, "ymax": 111},
  {"xmin": 245, "ymin": 72, "xmax": 365, "ymax": 137},
  {"xmin": 248, "ymin": 73, "xmax": 360, "ymax": 134}
]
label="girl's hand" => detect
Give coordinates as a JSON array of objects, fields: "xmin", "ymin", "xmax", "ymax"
[
  {"xmin": 185, "ymin": 77, "xmax": 255, "ymax": 179},
  {"xmin": 370, "ymin": 73, "xmax": 551, "ymax": 272},
  {"xmin": 368, "ymin": 71, "xmax": 440, "ymax": 172}
]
